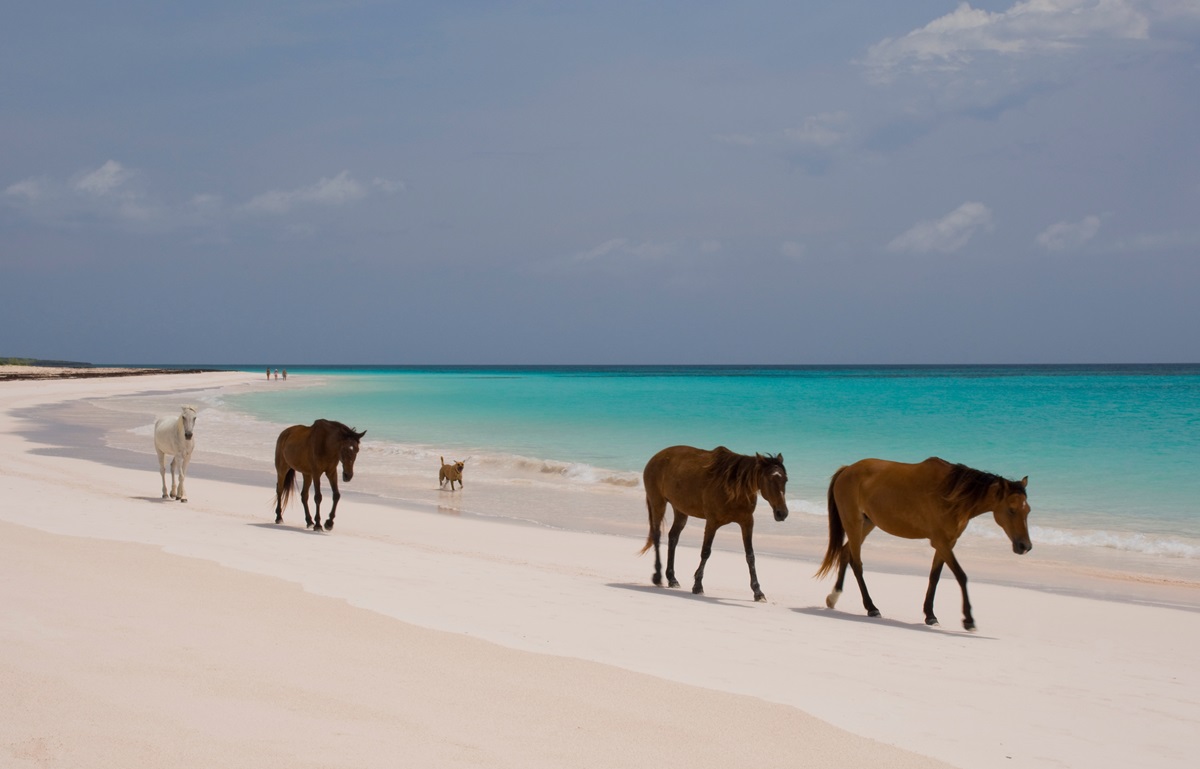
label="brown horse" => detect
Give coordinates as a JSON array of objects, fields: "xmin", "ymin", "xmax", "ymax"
[
  {"xmin": 273, "ymin": 419, "xmax": 366, "ymax": 531},
  {"xmin": 641, "ymin": 445, "xmax": 789, "ymax": 601},
  {"xmin": 815, "ymin": 457, "xmax": 1031, "ymax": 630}
]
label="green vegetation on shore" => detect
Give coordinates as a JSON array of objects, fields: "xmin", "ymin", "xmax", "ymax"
[{"xmin": 0, "ymin": 358, "xmax": 94, "ymax": 367}]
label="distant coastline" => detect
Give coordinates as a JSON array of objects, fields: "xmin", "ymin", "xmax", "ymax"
[{"xmin": 0, "ymin": 359, "xmax": 215, "ymax": 381}]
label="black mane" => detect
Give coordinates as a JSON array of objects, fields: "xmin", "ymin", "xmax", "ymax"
[{"xmin": 942, "ymin": 463, "xmax": 1025, "ymax": 514}]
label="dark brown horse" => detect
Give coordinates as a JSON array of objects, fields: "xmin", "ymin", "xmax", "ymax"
[
  {"xmin": 641, "ymin": 445, "xmax": 789, "ymax": 601},
  {"xmin": 273, "ymin": 419, "xmax": 366, "ymax": 531},
  {"xmin": 815, "ymin": 457, "xmax": 1031, "ymax": 630}
]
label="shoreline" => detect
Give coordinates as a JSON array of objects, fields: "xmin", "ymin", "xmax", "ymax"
[
  {"xmin": 26, "ymin": 370, "xmax": 1198, "ymax": 611},
  {"xmin": 3, "ymin": 372, "xmax": 1198, "ymax": 768}
]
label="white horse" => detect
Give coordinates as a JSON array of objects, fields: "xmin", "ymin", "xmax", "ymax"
[{"xmin": 154, "ymin": 405, "xmax": 197, "ymax": 502}]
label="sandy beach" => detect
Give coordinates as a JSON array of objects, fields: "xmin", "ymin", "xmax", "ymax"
[{"xmin": 2, "ymin": 372, "xmax": 1197, "ymax": 769}]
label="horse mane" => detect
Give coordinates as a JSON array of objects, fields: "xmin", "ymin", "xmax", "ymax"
[
  {"xmin": 316, "ymin": 419, "xmax": 366, "ymax": 441},
  {"xmin": 707, "ymin": 447, "xmax": 782, "ymax": 500},
  {"xmin": 338, "ymin": 423, "xmax": 365, "ymax": 441},
  {"xmin": 941, "ymin": 463, "xmax": 1026, "ymax": 515}
]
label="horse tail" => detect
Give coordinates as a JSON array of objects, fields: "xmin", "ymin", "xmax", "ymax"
[
  {"xmin": 815, "ymin": 466, "xmax": 848, "ymax": 578},
  {"xmin": 639, "ymin": 495, "xmax": 657, "ymax": 555},
  {"xmin": 277, "ymin": 468, "xmax": 296, "ymax": 511}
]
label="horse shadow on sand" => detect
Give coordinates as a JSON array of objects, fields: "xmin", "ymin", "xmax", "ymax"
[
  {"xmin": 246, "ymin": 522, "xmax": 330, "ymax": 536},
  {"xmin": 791, "ymin": 606, "xmax": 996, "ymax": 639},
  {"xmin": 606, "ymin": 582, "xmax": 757, "ymax": 610}
]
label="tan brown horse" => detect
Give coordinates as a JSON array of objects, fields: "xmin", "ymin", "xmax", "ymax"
[
  {"xmin": 273, "ymin": 419, "xmax": 366, "ymax": 531},
  {"xmin": 641, "ymin": 445, "xmax": 789, "ymax": 601},
  {"xmin": 815, "ymin": 457, "xmax": 1031, "ymax": 630}
]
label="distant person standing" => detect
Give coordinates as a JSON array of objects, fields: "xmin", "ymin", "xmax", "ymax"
[
  {"xmin": 282, "ymin": 369, "xmax": 288, "ymax": 380},
  {"xmin": 266, "ymin": 367, "xmax": 271, "ymax": 380},
  {"xmin": 274, "ymin": 369, "xmax": 279, "ymax": 380}
]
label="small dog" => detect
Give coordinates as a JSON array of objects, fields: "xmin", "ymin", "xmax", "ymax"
[{"xmin": 439, "ymin": 456, "xmax": 466, "ymax": 490}]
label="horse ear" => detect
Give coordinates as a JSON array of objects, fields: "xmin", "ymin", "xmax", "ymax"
[
  {"xmin": 357, "ymin": 429, "xmax": 367, "ymax": 439},
  {"xmin": 777, "ymin": 453, "xmax": 783, "ymax": 463},
  {"xmin": 1020, "ymin": 476, "xmax": 1028, "ymax": 488}
]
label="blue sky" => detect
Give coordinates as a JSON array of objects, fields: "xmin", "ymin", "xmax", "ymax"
[{"xmin": 3, "ymin": 1, "xmax": 1198, "ymax": 364}]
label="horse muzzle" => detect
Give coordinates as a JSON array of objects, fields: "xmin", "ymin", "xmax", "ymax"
[
  {"xmin": 184, "ymin": 432, "xmax": 194, "ymax": 440},
  {"xmin": 343, "ymin": 470, "xmax": 353, "ymax": 483},
  {"xmin": 774, "ymin": 507, "xmax": 789, "ymax": 522},
  {"xmin": 1012, "ymin": 540, "xmax": 1032, "ymax": 555}
]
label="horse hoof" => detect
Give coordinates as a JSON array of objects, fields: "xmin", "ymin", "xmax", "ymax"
[
  {"xmin": 274, "ymin": 516, "xmax": 282, "ymax": 524},
  {"xmin": 179, "ymin": 498, "xmax": 187, "ymax": 503},
  {"xmin": 964, "ymin": 621, "xmax": 977, "ymax": 632},
  {"xmin": 323, "ymin": 521, "xmax": 333, "ymax": 531},
  {"xmin": 867, "ymin": 609, "xmax": 881, "ymax": 618},
  {"xmin": 667, "ymin": 579, "xmax": 680, "ymax": 588},
  {"xmin": 754, "ymin": 593, "xmax": 766, "ymax": 602},
  {"xmin": 162, "ymin": 493, "xmax": 169, "ymax": 499},
  {"xmin": 652, "ymin": 574, "xmax": 663, "ymax": 587},
  {"xmin": 926, "ymin": 617, "xmax": 939, "ymax": 626},
  {"xmin": 692, "ymin": 585, "xmax": 704, "ymax": 595}
]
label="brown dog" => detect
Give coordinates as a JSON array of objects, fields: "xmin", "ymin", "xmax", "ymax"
[{"xmin": 439, "ymin": 456, "xmax": 466, "ymax": 490}]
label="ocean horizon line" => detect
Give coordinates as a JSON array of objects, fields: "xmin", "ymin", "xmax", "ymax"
[{"xmin": 101, "ymin": 361, "xmax": 1200, "ymax": 372}]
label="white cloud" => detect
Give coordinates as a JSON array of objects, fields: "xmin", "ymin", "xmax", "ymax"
[
  {"xmin": 5, "ymin": 177, "xmax": 52, "ymax": 202},
  {"xmin": 713, "ymin": 133, "xmax": 757, "ymax": 147},
  {"xmin": 865, "ymin": 0, "xmax": 1151, "ymax": 78},
  {"xmin": 780, "ymin": 241, "xmax": 806, "ymax": 259},
  {"xmin": 6, "ymin": 163, "xmax": 393, "ymax": 234},
  {"xmin": 715, "ymin": 115, "xmax": 852, "ymax": 152},
  {"xmin": 1037, "ymin": 215, "xmax": 1102, "ymax": 250},
  {"xmin": 887, "ymin": 202, "xmax": 994, "ymax": 254},
  {"xmin": 74, "ymin": 160, "xmax": 135, "ymax": 196},
  {"xmin": 1111, "ymin": 228, "xmax": 1200, "ymax": 251},
  {"xmin": 784, "ymin": 112, "xmax": 849, "ymax": 148},
  {"xmin": 4, "ymin": 160, "xmax": 161, "ymax": 225},
  {"xmin": 573, "ymin": 238, "xmax": 629, "ymax": 262},
  {"xmin": 628, "ymin": 241, "xmax": 677, "ymax": 259},
  {"xmin": 244, "ymin": 170, "xmax": 368, "ymax": 215},
  {"xmin": 371, "ymin": 177, "xmax": 405, "ymax": 194},
  {"xmin": 570, "ymin": 238, "xmax": 679, "ymax": 263}
]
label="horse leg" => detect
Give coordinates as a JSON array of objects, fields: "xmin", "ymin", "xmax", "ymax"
[
  {"xmin": 157, "ymin": 449, "xmax": 169, "ymax": 499},
  {"xmin": 169, "ymin": 456, "xmax": 179, "ymax": 499},
  {"xmin": 827, "ymin": 546, "xmax": 849, "ymax": 608},
  {"xmin": 323, "ymin": 470, "xmax": 340, "ymax": 531},
  {"xmin": 311, "ymin": 476, "xmax": 324, "ymax": 531},
  {"xmin": 923, "ymin": 554, "xmax": 946, "ymax": 626},
  {"xmin": 645, "ymin": 493, "xmax": 667, "ymax": 586},
  {"xmin": 846, "ymin": 531, "xmax": 881, "ymax": 618},
  {"xmin": 943, "ymin": 549, "xmax": 975, "ymax": 631},
  {"xmin": 274, "ymin": 468, "xmax": 288, "ymax": 524},
  {"xmin": 691, "ymin": 518, "xmax": 720, "ymax": 596},
  {"xmin": 176, "ymin": 450, "xmax": 190, "ymax": 502},
  {"xmin": 300, "ymin": 475, "xmax": 315, "ymax": 529},
  {"xmin": 665, "ymin": 510, "xmax": 687, "ymax": 588},
  {"xmin": 739, "ymin": 518, "xmax": 766, "ymax": 602}
]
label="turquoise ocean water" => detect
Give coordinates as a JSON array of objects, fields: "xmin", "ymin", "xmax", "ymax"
[{"xmin": 214, "ymin": 365, "xmax": 1199, "ymax": 561}]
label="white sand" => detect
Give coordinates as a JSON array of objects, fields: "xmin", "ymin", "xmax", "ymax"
[{"xmin": 1, "ymin": 373, "xmax": 1197, "ymax": 768}]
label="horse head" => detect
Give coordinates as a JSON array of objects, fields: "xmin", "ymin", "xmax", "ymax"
[
  {"xmin": 756, "ymin": 453, "xmax": 789, "ymax": 521},
  {"xmin": 180, "ymin": 405, "xmax": 198, "ymax": 440},
  {"xmin": 993, "ymin": 476, "xmax": 1032, "ymax": 555},
  {"xmin": 340, "ymin": 428, "xmax": 367, "ymax": 483}
]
